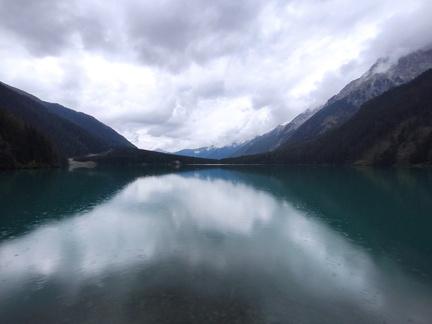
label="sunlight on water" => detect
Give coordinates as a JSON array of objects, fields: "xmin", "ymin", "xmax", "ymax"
[{"xmin": 0, "ymin": 167, "xmax": 431, "ymax": 323}]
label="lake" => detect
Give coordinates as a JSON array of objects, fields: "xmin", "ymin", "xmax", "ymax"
[{"xmin": 1, "ymin": 165, "xmax": 432, "ymax": 323}]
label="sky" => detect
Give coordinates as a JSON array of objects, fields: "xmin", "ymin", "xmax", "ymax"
[{"xmin": 1, "ymin": 0, "xmax": 432, "ymax": 152}]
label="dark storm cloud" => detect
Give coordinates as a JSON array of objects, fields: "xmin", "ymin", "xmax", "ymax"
[
  {"xmin": 363, "ymin": 1, "xmax": 432, "ymax": 60},
  {"xmin": 126, "ymin": 0, "xmax": 265, "ymax": 71},
  {"xmin": 0, "ymin": 0, "xmax": 125, "ymax": 58},
  {"xmin": 195, "ymin": 80, "xmax": 225, "ymax": 99},
  {"xmin": 0, "ymin": 0, "xmax": 77, "ymax": 56}
]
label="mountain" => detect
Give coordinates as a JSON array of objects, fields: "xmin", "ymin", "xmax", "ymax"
[
  {"xmin": 43, "ymin": 102, "xmax": 135, "ymax": 149},
  {"xmin": 230, "ymin": 46, "xmax": 432, "ymax": 158},
  {"xmin": 222, "ymin": 68, "xmax": 432, "ymax": 166},
  {"xmin": 175, "ymin": 142, "xmax": 246, "ymax": 159},
  {"xmin": 0, "ymin": 81, "xmax": 135, "ymax": 159},
  {"xmin": 1, "ymin": 82, "xmax": 135, "ymax": 149},
  {"xmin": 231, "ymin": 108, "xmax": 318, "ymax": 157},
  {"xmin": 0, "ymin": 107, "xmax": 61, "ymax": 168},
  {"xmin": 285, "ymin": 47, "xmax": 432, "ymax": 145},
  {"xmin": 176, "ymin": 106, "xmax": 317, "ymax": 160}
]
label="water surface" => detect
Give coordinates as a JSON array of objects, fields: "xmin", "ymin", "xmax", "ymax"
[{"xmin": 1, "ymin": 166, "xmax": 431, "ymax": 323}]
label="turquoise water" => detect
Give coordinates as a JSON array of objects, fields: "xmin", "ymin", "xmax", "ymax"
[{"xmin": 0, "ymin": 166, "xmax": 431, "ymax": 323}]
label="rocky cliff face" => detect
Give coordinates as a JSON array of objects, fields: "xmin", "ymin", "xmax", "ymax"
[
  {"xmin": 286, "ymin": 46, "xmax": 432, "ymax": 144},
  {"xmin": 174, "ymin": 47, "xmax": 432, "ymax": 159},
  {"xmin": 223, "ymin": 68, "xmax": 432, "ymax": 166},
  {"xmin": 175, "ymin": 107, "xmax": 318, "ymax": 159},
  {"xmin": 231, "ymin": 107, "xmax": 318, "ymax": 157},
  {"xmin": 329, "ymin": 48, "xmax": 432, "ymax": 108}
]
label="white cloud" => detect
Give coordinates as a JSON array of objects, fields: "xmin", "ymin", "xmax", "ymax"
[{"xmin": 0, "ymin": 0, "xmax": 431, "ymax": 151}]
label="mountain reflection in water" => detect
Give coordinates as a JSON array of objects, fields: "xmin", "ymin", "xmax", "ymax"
[{"xmin": 0, "ymin": 166, "xmax": 431, "ymax": 323}]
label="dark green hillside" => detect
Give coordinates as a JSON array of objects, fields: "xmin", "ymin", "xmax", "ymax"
[
  {"xmin": 1, "ymin": 81, "xmax": 135, "ymax": 149},
  {"xmin": 43, "ymin": 102, "xmax": 136, "ymax": 149},
  {"xmin": 0, "ymin": 83, "xmax": 110, "ymax": 157},
  {"xmin": 223, "ymin": 69, "xmax": 432, "ymax": 166},
  {"xmin": 74, "ymin": 147, "xmax": 218, "ymax": 165},
  {"xmin": 0, "ymin": 108, "xmax": 61, "ymax": 169}
]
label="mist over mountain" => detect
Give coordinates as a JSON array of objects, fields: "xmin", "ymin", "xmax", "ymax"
[
  {"xmin": 285, "ymin": 47, "xmax": 432, "ymax": 145},
  {"xmin": 223, "ymin": 68, "xmax": 432, "ymax": 166},
  {"xmin": 178, "ymin": 47, "xmax": 432, "ymax": 160},
  {"xmin": 2, "ymin": 45, "xmax": 432, "ymax": 168},
  {"xmin": 230, "ymin": 108, "xmax": 319, "ymax": 157},
  {"xmin": 176, "ymin": 107, "xmax": 318, "ymax": 159},
  {"xmin": 176, "ymin": 47, "xmax": 432, "ymax": 160}
]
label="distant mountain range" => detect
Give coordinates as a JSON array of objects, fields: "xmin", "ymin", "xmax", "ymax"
[
  {"xmin": 223, "ymin": 67, "xmax": 432, "ymax": 165},
  {"xmin": 179, "ymin": 47, "xmax": 432, "ymax": 159},
  {"xmin": 174, "ymin": 142, "xmax": 246, "ymax": 159},
  {"xmin": 70, "ymin": 46, "xmax": 432, "ymax": 167},
  {"xmin": 230, "ymin": 108, "xmax": 319, "ymax": 157},
  {"xmin": 174, "ymin": 109, "xmax": 317, "ymax": 159}
]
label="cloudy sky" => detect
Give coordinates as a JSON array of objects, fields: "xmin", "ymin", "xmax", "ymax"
[{"xmin": 1, "ymin": 0, "xmax": 432, "ymax": 151}]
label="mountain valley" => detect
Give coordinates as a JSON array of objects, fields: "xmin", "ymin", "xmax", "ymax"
[{"xmin": 2, "ymin": 47, "xmax": 432, "ymax": 168}]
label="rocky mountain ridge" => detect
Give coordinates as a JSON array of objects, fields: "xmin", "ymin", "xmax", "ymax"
[
  {"xmin": 222, "ymin": 68, "xmax": 432, "ymax": 166},
  {"xmin": 287, "ymin": 47, "xmax": 432, "ymax": 144},
  {"xmin": 230, "ymin": 107, "xmax": 318, "ymax": 157},
  {"xmin": 177, "ymin": 47, "xmax": 432, "ymax": 159}
]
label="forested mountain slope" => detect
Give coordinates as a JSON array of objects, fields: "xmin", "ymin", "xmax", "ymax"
[
  {"xmin": 1, "ymin": 81, "xmax": 136, "ymax": 150},
  {"xmin": 222, "ymin": 69, "xmax": 432, "ymax": 166},
  {"xmin": 0, "ymin": 81, "xmax": 138, "ymax": 161},
  {"xmin": 0, "ymin": 108, "xmax": 61, "ymax": 168},
  {"xmin": 43, "ymin": 102, "xmax": 136, "ymax": 149},
  {"xmin": 0, "ymin": 82, "xmax": 111, "ymax": 157},
  {"xmin": 225, "ymin": 47, "xmax": 432, "ymax": 158}
]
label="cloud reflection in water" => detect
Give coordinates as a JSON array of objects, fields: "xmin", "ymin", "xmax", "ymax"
[{"xmin": 0, "ymin": 170, "xmax": 431, "ymax": 323}]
